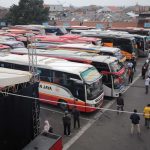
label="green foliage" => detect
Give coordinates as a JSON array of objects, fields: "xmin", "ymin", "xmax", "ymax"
[{"xmin": 5, "ymin": 0, "xmax": 49, "ymax": 25}]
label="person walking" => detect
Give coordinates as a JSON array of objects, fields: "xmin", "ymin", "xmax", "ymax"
[
  {"xmin": 145, "ymin": 77, "xmax": 150, "ymax": 94},
  {"xmin": 116, "ymin": 93, "xmax": 124, "ymax": 115},
  {"xmin": 143, "ymin": 104, "xmax": 150, "ymax": 128},
  {"xmin": 72, "ymin": 106, "xmax": 80, "ymax": 129},
  {"xmin": 62, "ymin": 111, "xmax": 71, "ymax": 136},
  {"xmin": 130, "ymin": 109, "xmax": 141, "ymax": 135},
  {"xmin": 131, "ymin": 58, "xmax": 137, "ymax": 72},
  {"xmin": 128, "ymin": 68, "xmax": 134, "ymax": 84},
  {"xmin": 142, "ymin": 64, "xmax": 147, "ymax": 79}
]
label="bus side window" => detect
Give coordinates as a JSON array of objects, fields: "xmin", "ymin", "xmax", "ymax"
[
  {"xmin": 0, "ymin": 62, "xmax": 13, "ymax": 69},
  {"xmin": 37, "ymin": 68, "xmax": 52, "ymax": 82},
  {"xmin": 14, "ymin": 64, "xmax": 29, "ymax": 71},
  {"xmin": 53, "ymin": 71, "xmax": 63, "ymax": 84}
]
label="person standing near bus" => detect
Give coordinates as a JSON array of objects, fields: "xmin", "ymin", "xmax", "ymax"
[
  {"xmin": 116, "ymin": 93, "xmax": 124, "ymax": 115},
  {"xmin": 130, "ymin": 109, "xmax": 141, "ymax": 135},
  {"xmin": 62, "ymin": 111, "xmax": 71, "ymax": 136},
  {"xmin": 131, "ymin": 58, "xmax": 137, "ymax": 72},
  {"xmin": 142, "ymin": 64, "xmax": 147, "ymax": 79},
  {"xmin": 128, "ymin": 68, "xmax": 134, "ymax": 84},
  {"xmin": 143, "ymin": 104, "xmax": 150, "ymax": 128},
  {"xmin": 145, "ymin": 77, "xmax": 150, "ymax": 94},
  {"xmin": 72, "ymin": 106, "xmax": 80, "ymax": 129}
]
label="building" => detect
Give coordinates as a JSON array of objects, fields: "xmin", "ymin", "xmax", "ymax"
[
  {"xmin": 48, "ymin": 5, "xmax": 64, "ymax": 21},
  {"xmin": 138, "ymin": 11, "xmax": 150, "ymax": 27}
]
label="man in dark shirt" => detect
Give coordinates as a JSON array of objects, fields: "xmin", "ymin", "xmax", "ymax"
[
  {"xmin": 62, "ymin": 111, "xmax": 71, "ymax": 136},
  {"xmin": 116, "ymin": 93, "xmax": 124, "ymax": 114},
  {"xmin": 72, "ymin": 106, "xmax": 80, "ymax": 129},
  {"xmin": 130, "ymin": 109, "xmax": 140, "ymax": 135}
]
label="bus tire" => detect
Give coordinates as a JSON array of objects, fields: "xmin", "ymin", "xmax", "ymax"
[{"xmin": 58, "ymin": 100, "xmax": 68, "ymax": 111}]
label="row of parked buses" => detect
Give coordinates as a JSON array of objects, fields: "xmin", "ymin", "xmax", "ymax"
[{"xmin": 0, "ymin": 25, "xmax": 149, "ymax": 112}]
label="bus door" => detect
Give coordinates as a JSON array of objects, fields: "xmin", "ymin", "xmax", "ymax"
[
  {"xmin": 70, "ymin": 79, "xmax": 86, "ymax": 112},
  {"xmin": 135, "ymin": 37, "xmax": 147, "ymax": 57},
  {"xmin": 101, "ymin": 72, "xmax": 113, "ymax": 97}
]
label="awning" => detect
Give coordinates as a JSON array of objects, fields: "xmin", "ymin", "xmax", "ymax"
[{"xmin": 0, "ymin": 67, "xmax": 32, "ymax": 88}]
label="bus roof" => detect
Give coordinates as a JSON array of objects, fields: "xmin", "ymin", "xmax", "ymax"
[
  {"xmin": 98, "ymin": 46, "xmax": 120, "ymax": 53},
  {"xmin": 0, "ymin": 44, "xmax": 10, "ymax": 49},
  {"xmin": 82, "ymin": 31, "xmax": 136, "ymax": 40},
  {"xmin": 0, "ymin": 40, "xmax": 23, "ymax": 45},
  {"xmin": 57, "ymin": 43, "xmax": 120, "ymax": 53},
  {"xmin": 11, "ymin": 47, "xmax": 118, "ymax": 64},
  {"xmin": 58, "ymin": 43, "xmax": 99, "ymax": 49},
  {"xmin": 0, "ymin": 54, "xmax": 95, "ymax": 76}
]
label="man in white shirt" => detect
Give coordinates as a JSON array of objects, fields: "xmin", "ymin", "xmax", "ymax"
[{"xmin": 145, "ymin": 77, "xmax": 150, "ymax": 94}]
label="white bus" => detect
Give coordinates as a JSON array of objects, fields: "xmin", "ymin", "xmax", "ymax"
[
  {"xmin": 0, "ymin": 54, "xmax": 104, "ymax": 112},
  {"xmin": 28, "ymin": 42, "xmax": 126, "ymax": 62},
  {"xmin": 54, "ymin": 43, "xmax": 126, "ymax": 62},
  {"xmin": 10, "ymin": 48, "xmax": 127, "ymax": 97}
]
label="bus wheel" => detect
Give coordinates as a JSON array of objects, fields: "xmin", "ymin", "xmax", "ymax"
[{"xmin": 58, "ymin": 100, "xmax": 68, "ymax": 111}]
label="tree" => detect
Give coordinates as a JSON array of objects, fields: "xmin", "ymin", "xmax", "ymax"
[{"xmin": 5, "ymin": 0, "xmax": 49, "ymax": 25}]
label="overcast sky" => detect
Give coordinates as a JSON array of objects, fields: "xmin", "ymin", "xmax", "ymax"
[{"xmin": 0, "ymin": 0, "xmax": 150, "ymax": 8}]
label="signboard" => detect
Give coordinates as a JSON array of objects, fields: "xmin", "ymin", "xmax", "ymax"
[{"xmin": 144, "ymin": 23, "xmax": 150, "ymax": 28}]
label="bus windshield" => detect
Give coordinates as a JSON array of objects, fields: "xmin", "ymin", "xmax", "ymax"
[
  {"xmin": 81, "ymin": 67, "xmax": 101, "ymax": 83},
  {"xmin": 145, "ymin": 36, "xmax": 150, "ymax": 49},
  {"xmin": 86, "ymin": 78, "xmax": 103, "ymax": 100},
  {"xmin": 114, "ymin": 39, "xmax": 134, "ymax": 53},
  {"xmin": 109, "ymin": 61, "xmax": 123, "ymax": 73},
  {"xmin": 113, "ymin": 74, "xmax": 126, "ymax": 89}
]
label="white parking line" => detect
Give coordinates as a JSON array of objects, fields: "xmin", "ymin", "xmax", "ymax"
[
  {"xmin": 123, "ymin": 74, "xmax": 141, "ymax": 93},
  {"xmin": 63, "ymin": 73, "xmax": 141, "ymax": 150}
]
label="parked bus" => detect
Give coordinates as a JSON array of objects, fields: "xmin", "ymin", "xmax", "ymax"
[
  {"xmin": 0, "ymin": 54, "xmax": 104, "ymax": 112},
  {"xmin": 29, "ymin": 43, "xmax": 126, "ymax": 62},
  {"xmin": 0, "ymin": 40, "xmax": 25, "ymax": 49},
  {"xmin": 110, "ymin": 27, "xmax": 150, "ymax": 36},
  {"xmin": 82, "ymin": 31, "xmax": 137, "ymax": 60},
  {"xmin": 107, "ymin": 29, "xmax": 150, "ymax": 57},
  {"xmin": 10, "ymin": 48, "xmax": 126, "ymax": 97},
  {"xmin": 133, "ymin": 34, "xmax": 150, "ymax": 57},
  {"xmin": 55, "ymin": 43, "xmax": 126, "ymax": 62}
]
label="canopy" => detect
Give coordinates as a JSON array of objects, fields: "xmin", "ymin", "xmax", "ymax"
[{"xmin": 0, "ymin": 67, "xmax": 32, "ymax": 88}]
